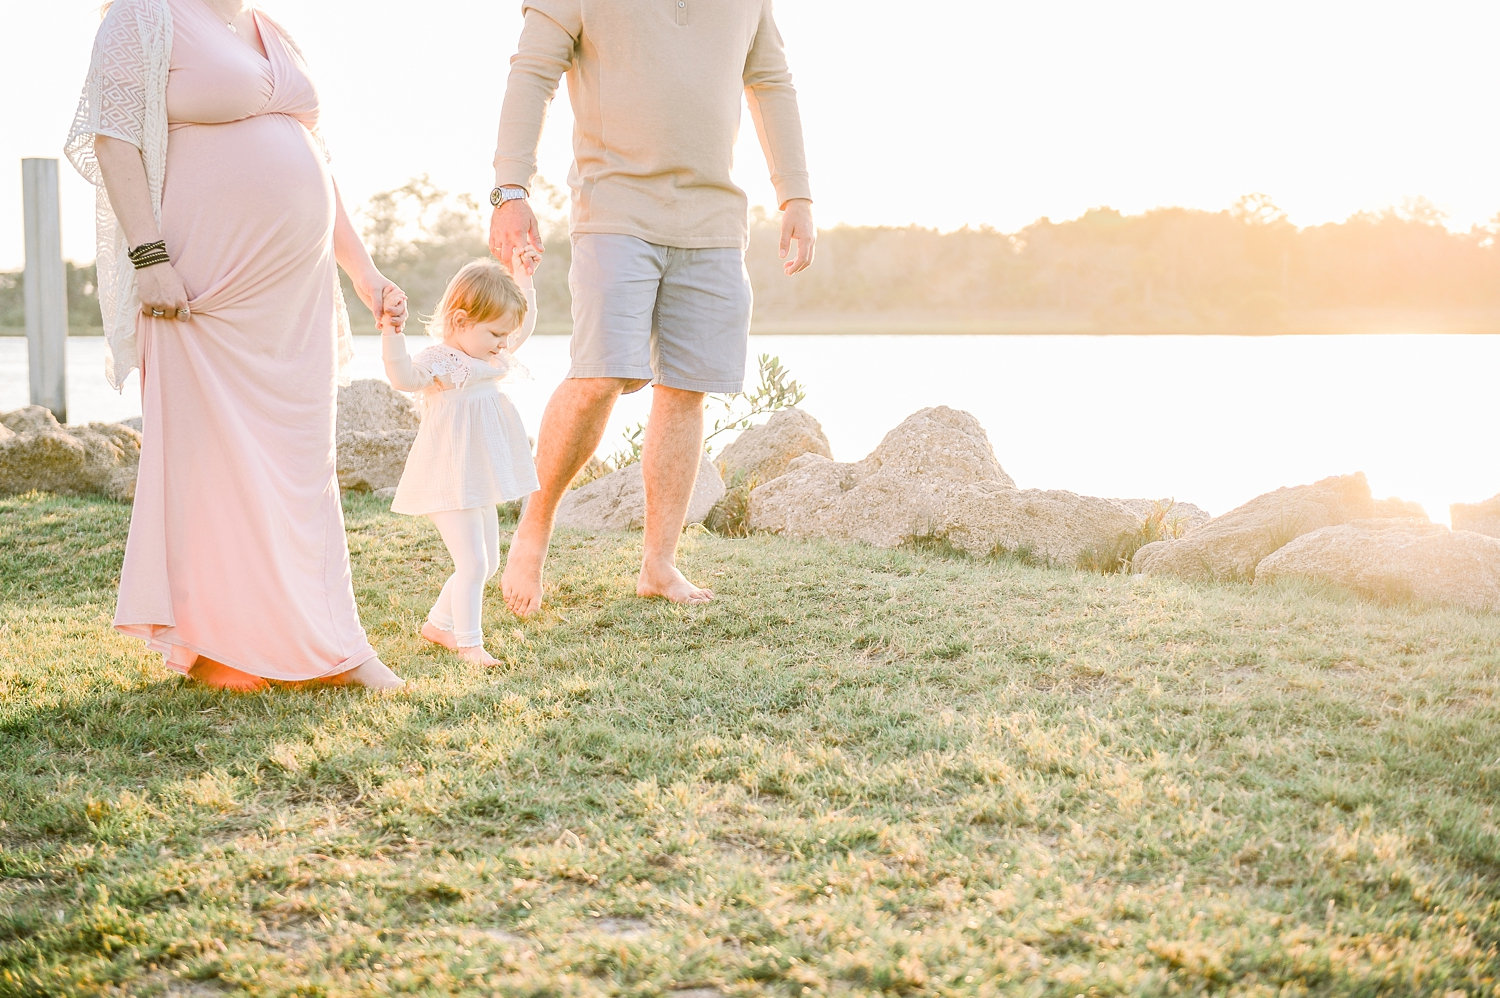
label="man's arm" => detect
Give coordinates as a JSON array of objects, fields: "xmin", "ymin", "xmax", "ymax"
[
  {"xmin": 489, "ymin": 2, "xmax": 580, "ymax": 264},
  {"xmin": 744, "ymin": 1, "xmax": 815, "ymax": 274}
]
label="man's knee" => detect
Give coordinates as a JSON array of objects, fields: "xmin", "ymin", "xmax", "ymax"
[
  {"xmin": 566, "ymin": 375, "xmax": 649, "ymax": 399},
  {"xmin": 653, "ymin": 384, "xmax": 707, "ymax": 412}
]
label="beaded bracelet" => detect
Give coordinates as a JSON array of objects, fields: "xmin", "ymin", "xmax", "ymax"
[{"xmin": 128, "ymin": 240, "xmax": 170, "ymax": 270}]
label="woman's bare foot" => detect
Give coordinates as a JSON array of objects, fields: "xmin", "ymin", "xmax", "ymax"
[
  {"xmin": 187, "ymin": 657, "xmax": 269, "ymax": 692},
  {"xmin": 501, "ymin": 529, "xmax": 548, "ymax": 618},
  {"xmin": 320, "ymin": 658, "xmax": 406, "ymax": 690},
  {"xmin": 420, "ymin": 621, "xmax": 458, "ymax": 650},
  {"xmin": 454, "ymin": 644, "xmax": 500, "ymax": 667},
  {"xmin": 637, "ymin": 561, "xmax": 714, "ymax": 605}
]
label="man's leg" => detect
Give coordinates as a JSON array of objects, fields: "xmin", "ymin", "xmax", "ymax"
[
  {"xmin": 640, "ymin": 244, "xmax": 753, "ymax": 604},
  {"xmin": 637, "ymin": 385, "xmax": 713, "ymax": 604},
  {"xmin": 502, "ymin": 376, "xmax": 645, "ymax": 616}
]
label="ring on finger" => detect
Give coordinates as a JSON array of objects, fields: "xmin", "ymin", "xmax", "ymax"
[
  {"xmin": 176, "ymin": 308, "xmax": 190, "ymax": 320},
  {"xmin": 150, "ymin": 308, "xmax": 165, "ymax": 317}
]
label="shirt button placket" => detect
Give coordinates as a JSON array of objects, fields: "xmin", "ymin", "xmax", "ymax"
[{"xmin": 676, "ymin": 0, "xmax": 687, "ymax": 25}]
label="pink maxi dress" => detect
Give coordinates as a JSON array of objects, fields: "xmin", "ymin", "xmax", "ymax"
[{"xmin": 115, "ymin": 0, "xmax": 378, "ymax": 681}]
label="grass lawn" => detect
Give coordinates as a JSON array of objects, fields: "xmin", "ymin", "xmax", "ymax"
[{"xmin": 1, "ymin": 492, "xmax": 1497, "ymax": 997}]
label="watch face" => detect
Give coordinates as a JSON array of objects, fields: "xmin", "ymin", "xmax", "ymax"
[{"xmin": 490, "ymin": 188, "xmax": 503, "ymax": 207}]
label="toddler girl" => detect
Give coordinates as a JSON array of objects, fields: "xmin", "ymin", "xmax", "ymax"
[{"xmin": 382, "ymin": 253, "xmax": 541, "ymax": 666}]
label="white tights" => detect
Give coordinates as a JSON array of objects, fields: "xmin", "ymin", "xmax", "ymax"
[{"xmin": 426, "ymin": 506, "xmax": 500, "ymax": 648}]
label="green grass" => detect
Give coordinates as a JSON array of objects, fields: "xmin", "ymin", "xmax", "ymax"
[{"xmin": 1, "ymin": 492, "xmax": 1497, "ymax": 997}]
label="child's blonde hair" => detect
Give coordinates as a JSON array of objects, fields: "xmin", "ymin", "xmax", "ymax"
[{"xmin": 426, "ymin": 259, "xmax": 528, "ymax": 342}]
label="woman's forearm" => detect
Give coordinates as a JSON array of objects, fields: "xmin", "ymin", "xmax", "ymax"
[
  {"xmin": 94, "ymin": 135, "xmax": 162, "ymax": 250},
  {"xmin": 332, "ymin": 181, "xmax": 379, "ymax": 292}
]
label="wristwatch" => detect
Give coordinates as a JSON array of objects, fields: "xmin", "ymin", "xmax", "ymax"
[{"xmin": 491, "ymin": 186, "xmax": 528, "ymax": 208}]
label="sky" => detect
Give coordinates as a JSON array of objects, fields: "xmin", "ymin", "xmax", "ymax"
[{"xmin": 1, "ymin": 0, "xmax": 1497, "ymax": 270}]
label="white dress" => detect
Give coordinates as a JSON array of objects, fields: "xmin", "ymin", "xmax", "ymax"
[{"xmin": 384, "ymin": 340, "xmax": 539, "ymax": 516}]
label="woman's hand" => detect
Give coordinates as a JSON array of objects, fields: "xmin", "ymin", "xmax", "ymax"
[{"xmin": 137, "ymin": 261, "xmax": 191, "ymax": 320}]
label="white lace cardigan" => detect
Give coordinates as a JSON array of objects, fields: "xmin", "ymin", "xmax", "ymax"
[{"xmin": 64, "ymin": 0, "xmax": 354, "ymax": 391}]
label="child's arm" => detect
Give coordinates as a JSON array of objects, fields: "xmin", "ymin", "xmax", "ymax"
[
  {"xmin": 507, "ymin": 248, "xmax": 540, "ymax": 353},
  {"xmin": 379, "ymin": 297, "xmax": 437, "ymax": 391}
]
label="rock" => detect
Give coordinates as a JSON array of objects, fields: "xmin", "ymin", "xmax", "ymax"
[
  {"xmin": 336, "ymin": 379, "xmax": 420, "ymax": 492},
  {"xmin": 1371, "ymin": 497, "xmax": 1429, "ymax": 520},
  {"xmin": 1255, "ymin": 519, "xmax": 1500, "ymax": 613},
  {"xmin": 0, "ymin": 406, "xmax": 63, "ymax": 435},
  {"xmin": 120, "ymin": 416, "xmax": 144, "ymax": 433},
  {"xmin": 942, "ymin": 484, "xmax": 1145, "ymax": 565},
  {"xmin": 1108, "ymin": 498, "xmax": 1213, "ymax": 532},
  {"xmin": 715, "ymin": 408, "xmax": 832, "ymax": 486},
  {"xmin": 1452, "ymin": 494, "xmax": 1500, "ymax": 539},
  {"xmin": 1131, "ymin": 473, "xmax": 1376, "ymax": 581},
  {"xmin": 556, "ymin": 452, "xmax": 725, "ymax": 531},
  {"xmin": 748, "ymin": 406, "xmax": 1014, "ymax": 548},
  {"xmin": 0, "ymin": 407, "xmax": 141, "ymax": 501}
]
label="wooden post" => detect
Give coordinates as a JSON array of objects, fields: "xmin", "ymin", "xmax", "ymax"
[{"xmin": 23, "ymin": 158, "xmax": 68, "ymax": 423}]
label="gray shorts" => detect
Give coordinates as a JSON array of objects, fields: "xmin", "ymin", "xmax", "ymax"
[{"xmin": 567, "ymin": 233, "xmax": 753, "ymax": 394}]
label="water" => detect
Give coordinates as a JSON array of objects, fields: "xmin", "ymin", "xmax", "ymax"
[{"xmin": 3, "ymin": 333, "xmax": 1495, "ymax": 523}]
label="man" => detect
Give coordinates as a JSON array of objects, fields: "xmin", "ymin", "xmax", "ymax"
[{"xmin": 489, "ymin": 0, "xmax": 815, "ymax": 615}]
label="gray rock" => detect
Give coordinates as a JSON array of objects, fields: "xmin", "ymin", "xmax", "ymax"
[
  {"xmin": 1451, "ymin": 494, "xmax": 1500, "ymax": 539},
  {"xmin": 0, "ymin": 406, "xmax": 141, "ymax": 501},
  {"xmin": 1132, "ymin": 473, "xmax": 1376, "ymax": 581},
  {"xmin": 0, "ymin": 406, "xmax": 63, "ymax": 435},
  {"xmin": 119, "ymin": 416, "xmax": 144, "ymax": 433},
  {"xmin": 943, "ymin": 484, "xmax": 1145, "ymax": 565},
  {"xmin": 556, "ymin": 452, "xmax": 725, "ymax": 531},
  {"xmin": 747, "ymin": 406, "xmax": 1014, "ymax": 548},
  {"xmin": 715, "ymin": 407, "xmax": 832, "ymax": 487},
  {"xmin": 335, "ymin": 379, "xmax": 420, "ymax": 492},
  {"xmin": 1255, "ymin": 518, "xmax": 1500, "ymax": 613}
]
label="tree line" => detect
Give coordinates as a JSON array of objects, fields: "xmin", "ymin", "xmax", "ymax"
[{"xmin": 5, "ymin": 183, "xmax": 1498, "ymax": 334}]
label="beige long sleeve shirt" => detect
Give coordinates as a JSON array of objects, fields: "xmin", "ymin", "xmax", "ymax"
[{"xmin": 493, "ymin": 0, "xmax": 812, "ymax": 250}]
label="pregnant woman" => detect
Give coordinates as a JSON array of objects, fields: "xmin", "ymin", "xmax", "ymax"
[{"xmin": 66, "ymin": 0, "xmax": 406, "ymax": 690}]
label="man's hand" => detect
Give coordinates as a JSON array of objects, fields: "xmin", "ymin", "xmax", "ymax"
[
  {"xmin": 489, "ymin": 195, "xmax": 544, "ymax": 270},
  {"xmin": 779, "ymin": 198, "xmax": 815, "ymax": 275}
]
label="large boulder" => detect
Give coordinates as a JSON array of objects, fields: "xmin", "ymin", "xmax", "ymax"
[
  {"xmin": 942, "ymin": 484, "xmax": 1144, "ymax": 565},
  {"xmin": 1132, "ymin": 473, "xmax": 1377, "ymax": 581},
  {"xmin": 555, "ymin": 452, "xmax": 725, "ymax": 531},
  {"xmin": 1255, "ymin": 519, "xmax": 1500, "ymax": 613},
  {"xmin": 1452, "ymin": 494, "xmax": 1500, "ymax": 539},
  {"xmin": 336, "ymin": 379, "xmax": 420, "ymax": 492},
  {"xmin": 715, "ymin": 408, "xmax": 832, "ymax": 486},
  {"xmin": 0, "ymin": 406, "xmax": 141, "ymax": 501},
  {"xmin": 748, "ymin": 407, "xmax": 1014, "ymax": 547}
]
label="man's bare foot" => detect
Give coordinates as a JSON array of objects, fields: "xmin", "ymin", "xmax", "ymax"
[
  {"xmin": 638, "ymin": 561, "xmax": 714, "ymax": 605},
  {"xmin": 187, "ymin": 657, "xmax": 269, "ymax": 692},
  {"xmin": 454, "ymin": 645, "xmax": 501, "ymax": 667},
  {"xmin": 420, "ymin": 621, "xmax": 458, "ymax": 650},
  {"xmin": 320, "ymin": 658, "xmax": 406, "ymax": 691},
  {"xmin": 501, "ymin": 529, "xmax": 548, "ymax": 618}
]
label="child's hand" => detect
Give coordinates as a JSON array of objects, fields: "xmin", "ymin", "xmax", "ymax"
[
  {"xmin": 511, "ymin": 248, "xmax": 540, "ymax": 288},
  {"xmin": 377, "ymin": 286, "xmax": 409, "ymax": 334}
]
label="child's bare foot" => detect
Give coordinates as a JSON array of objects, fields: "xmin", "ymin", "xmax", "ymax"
[
  {"xmin": 320, "ymin": 658, "xmax": 406, "ymax": 691},
  {"xmin": 502, "ymin": 529, "xmax": 547, "ymax": 618},
  {"xmin": 454, "ymin": 645, "xmax": 501, "ymax": 667},
  {"xmin": 420, "ymin": 621, "xmax": 458, "ymax": 650},
  {"xmin": 187, "ymin": 656, "xmax": 269, "ymax": 692},
  {"xmin": 637, "ymin": 561, "xmax": 714, "ymax": 605}
]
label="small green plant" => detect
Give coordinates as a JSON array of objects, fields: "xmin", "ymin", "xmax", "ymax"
[
  {"xmin": 1077, "ymin": 499, "xmax": 1192, "ymax": 574},
  {"xmin": 606, "ymin": 354, "xmax": 805, "ymax": 470},
  {"xmin": 705, "ymin": 471, "xmax": 761, "ymax": 537}
]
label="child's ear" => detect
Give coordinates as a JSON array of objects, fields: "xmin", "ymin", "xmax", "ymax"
[{"xmin": 448, "ymin": 308, "xmax": 469, "ymax": 329}]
